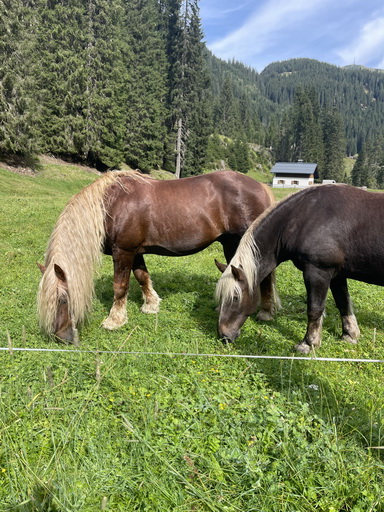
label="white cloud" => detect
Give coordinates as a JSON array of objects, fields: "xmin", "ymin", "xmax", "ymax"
[
  {"xmin": 209, "ymin": 0, "xmax": 327, "ymax": 62},
  {"xmin": 201, "ymin": 3, "xmax": 249, "ymax": 20},
  {"xmin": 336, "ymin": 17, "xmax": 384, "ymax": 67}
]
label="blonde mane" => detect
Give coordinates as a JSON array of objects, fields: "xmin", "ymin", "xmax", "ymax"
[
  {"xmin": 215, "ymin": 228, "xmax": 260, "ymax": 305},
  {"xmin": 215, "ymin": 196, "xmax": 282, "ymax": 306},
  {"xmin": 37, "ymin": 170, "xmax": 147, "ymax": 335}
]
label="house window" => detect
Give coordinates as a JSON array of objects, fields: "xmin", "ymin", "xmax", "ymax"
[
  {"xmin": 291, "ymin": 180, "xmax": 299, "ymax": 185},
  {"xmin": 277, "ymin": 179, "xmax": 285, "ymax": 185}
]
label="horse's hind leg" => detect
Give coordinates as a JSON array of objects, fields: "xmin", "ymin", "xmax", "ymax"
[
  {"xmin": 102, "ymin": 248, "xmax": 133, "ymax": 330},
  {"xmin": 330, "ymin": 275, "xmax": 360, "ymax": 344},
  {"xmin": 133, "ymin": 254, "xmax": 161, "ymax": 314},
  {"xmin": 256, "ymin": 271, "xmax": 281, "ymax": 321}
]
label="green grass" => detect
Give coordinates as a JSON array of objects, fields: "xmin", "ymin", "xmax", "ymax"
[{"xmin": 1, "ymin": 163, "xmax": 384, "ymax": 511}]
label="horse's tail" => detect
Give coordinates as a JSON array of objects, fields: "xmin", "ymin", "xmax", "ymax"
[{"xmin": 37, "ymin": 170, "xmax": 143, "ymax": 335}]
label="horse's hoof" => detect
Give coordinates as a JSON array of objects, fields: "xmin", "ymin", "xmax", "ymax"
[
  {"xmin": 256, "ymin": 310, "xmax": 274, "ymax": 321},
  {"xmin": 294, "ymin": 342, "xmax": 312, "ymax": 355},
  {"xmin": 341, "ymin": 334, "xmax": 358, "ymax": 345},
  {"xmin": 101, "ymin": 318, "xmax": 127, "ymax": 330},
  {"xmin": 140, "ymin": 304, "xmax": 160, "ymax": 314}
]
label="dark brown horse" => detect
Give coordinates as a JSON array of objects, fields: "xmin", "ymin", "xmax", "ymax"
[
  {"xmin": 38, "ymin": 170, "xmax": 277, "ymax": 342},
  {"xmin": 216, "ymin": 184, "xmax": 384, "ymax": 354}
]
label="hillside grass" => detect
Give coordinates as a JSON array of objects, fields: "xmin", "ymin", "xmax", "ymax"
[{"xmin": 1, "ymin": 162, "xmax": 384, "ymax": 511}]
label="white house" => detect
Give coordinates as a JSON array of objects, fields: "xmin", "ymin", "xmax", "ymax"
[{"xmin": 271, "ymin": 162, "xmax": 318, "ymax": 188}]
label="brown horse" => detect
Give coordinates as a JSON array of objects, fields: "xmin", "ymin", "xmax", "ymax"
[
  {"xmin": 38, "ymin": 170, "xmax": 277, "ymax": 342},
  {"xmin": 216, "ymin": 184, "xmax": 384, "ymax": 354}
]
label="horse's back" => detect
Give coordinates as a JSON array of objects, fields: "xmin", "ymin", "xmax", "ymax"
[
  {"xmin": 285, "ymin": 184, "xmax": 384, "ymax": 231},
  {"xmin": 279, "ymin": 184, "xmax": 384, "ymax": 283},
  {"xmin": 104, "ymin": 170, "xmax": 272, "ymax": 256}
]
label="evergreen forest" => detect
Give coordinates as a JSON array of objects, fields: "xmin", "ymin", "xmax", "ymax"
[{"xmin": 1, "ymin": 0, "xmax": 384, "ymax": 184}]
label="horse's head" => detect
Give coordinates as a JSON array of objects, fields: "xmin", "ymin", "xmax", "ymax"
[
  {"xmin": 215, "ymin": 260, "xmax": 258, "ymax": 343},
  {"xmin": 37, "ymin": 262, "xmax": 79, "ymax": 343}
]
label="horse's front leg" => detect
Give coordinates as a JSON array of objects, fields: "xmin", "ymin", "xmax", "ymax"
[
  {"xmin": 102, "ymin": 248, "xmax": 134, "ymax": 330},
  {"xmin": 133, "ymin": 254, "xmax": 161, "ymax": 314},
  {"xmin": 330, "ymin": 275, "xmax": 360, "ymax": 344},
  {"xmin": 295, "ymin": 266, "xmax": 331, "ymax": 354},
  {"xmin": 256, "ymin": 270, "xmax": 281, "ymax": 321}
]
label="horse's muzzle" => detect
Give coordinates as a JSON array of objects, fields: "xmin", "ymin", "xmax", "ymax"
[
  {"xmin": 55, "ymin": 325, "xmax": 79, "ymax": 345},
  {"xmin": 220, "ymin": 335, "xmax": 234, "ymax": 345},
  {"xmin": 218, "ymin": 327, "xmax": 240, "ymax": 344}
]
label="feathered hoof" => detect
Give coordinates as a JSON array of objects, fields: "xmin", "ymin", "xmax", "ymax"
[
  {"xmin": 140, "ymin": 304, "xmax": 160, "ymax": 314},
  {"xmin": 140, "ymin": 294, "xmax": 161, "ymax": 314},
  {"xmin": 294, "ymin": 341, "xmax": 312, "ymax": 355},
  {"xmin": 256, "ymin": 310, "xmax": 274, "ymax": 321},
  {"xmin": 341, "ymin": 334, "xmax": 358, "ymax": 345},
  {"xmin": 101, "ymin": 317, "xmax": 127, "ymax": 330}
]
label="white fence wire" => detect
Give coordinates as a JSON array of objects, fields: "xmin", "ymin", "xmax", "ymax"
[{"xmin": 1, "ymin": 346, "xmax": 384, "ymax": 364}]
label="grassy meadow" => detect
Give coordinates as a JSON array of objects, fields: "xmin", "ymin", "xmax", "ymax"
[{"xmin": 1, "ymin": 162, "xmax": 384, "ymax": 511}]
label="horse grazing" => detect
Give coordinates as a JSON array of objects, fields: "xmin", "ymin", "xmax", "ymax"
[
  {"xmin": 216, "ymin": 184, "xmax": 384, "ymax": 354},
  {"xmin": 38, "ymin": 169, "xmax": 276, "ymax": 343}
]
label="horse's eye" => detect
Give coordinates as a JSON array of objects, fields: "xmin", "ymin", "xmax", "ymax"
[
  {"xmin": 233, "ymin": 295, "xmax": 240, "ymax": 303},
  {"xmin": 58, "ymin": 297, "xmax": 68, "ymax": 305}
]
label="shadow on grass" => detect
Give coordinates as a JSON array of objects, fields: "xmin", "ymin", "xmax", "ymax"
[
  {"xmin": 10, "ymin": 484, "xmax": 60, "ymax": 511},
  {"xmin": 0, "ymin": 152, "xmax": 43, "ymax": 172},
  {"xmin": 94, "ymin": 269, "xmax": 219, "ymax": 334}
]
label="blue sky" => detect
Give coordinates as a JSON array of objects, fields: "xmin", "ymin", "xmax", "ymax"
[{"xmin": 200, "ymin": 0, "xmax": 384, "ymax": 72}]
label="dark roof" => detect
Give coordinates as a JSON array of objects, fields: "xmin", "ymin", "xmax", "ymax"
[{"xmin": 271, "ymin": 162, "xmax": 318, "ymax": 175}]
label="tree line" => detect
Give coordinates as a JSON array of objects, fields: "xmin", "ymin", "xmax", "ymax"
[
  {"xmin": 1, "ymin": 3, "xmax": 384, "ymax": 183},
  {"xmin": 0, "ymin": 0, "xmax": 210, "ymax": 176}
]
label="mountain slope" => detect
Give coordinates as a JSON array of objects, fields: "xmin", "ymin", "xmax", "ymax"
[{"xmin": 208, "ymin": 56, "xmax": 384, "ymax": 155}]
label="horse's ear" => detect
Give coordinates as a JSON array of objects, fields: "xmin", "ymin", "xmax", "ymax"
[
  {"xmin": 37, "ymin": 262, "xmax": 46, "ymax": 274},
  {"xmin": 54, "ymin": 264, "xmax": 67, "ymax": 284},
  {"xmin": 215, "ymin": 259, "xmax": 227, "ymax": 273},
  {"xmin": 230, "ymin": 265, "xmax": 246, "ymax": 282}
]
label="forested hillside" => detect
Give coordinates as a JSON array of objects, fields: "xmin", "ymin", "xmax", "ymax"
[
  {"xmin": 1, "ymin": 0, "xmax": 210, "ymax": 176},
  {"xmin": 1, "ymin": 1, "xmax": 383, "ymax": 183},
  {"xmin": 259, "ymin": 59, "xmax": 384, "ymax": 156},
  {"xmin": 216, "ymin": 57, "xmax": 384, "ymax": 185}
]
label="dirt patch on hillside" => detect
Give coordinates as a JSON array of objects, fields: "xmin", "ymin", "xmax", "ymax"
[
  {"xmin": 0, "ymin": 154, "xmax": 100, "ymax": 177},
  {"xmin": 39, "ymin": 155, "xmax": 100, "ymax": 174},
  {"xmin": 0, "ymin": 160, "xmax": 37, "ymax": 177}
]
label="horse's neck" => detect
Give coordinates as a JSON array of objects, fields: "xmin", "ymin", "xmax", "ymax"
[{"xmin": 253, "ymin": 212, "xmax": 281, "ymax": 282}]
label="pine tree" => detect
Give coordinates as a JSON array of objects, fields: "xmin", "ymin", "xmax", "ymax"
[
  {"xmin": 124, "ymin": 0, "xmax": 168, "ymax": 172},
  {"xmin": 234, "ymin": 139, "xmax": 250, "ymax": 173},
  {"xmin": 216, "ymin": 75, "xmax": 238, "ymax": 138},
  {"xmin": 82, "ymin": 0, "xmax": 130, "ymax": 168},
  {"xmin": 0, "ymin": 0, "xmax": 39, "ymax": 155},
  {"xmin": 351, "ymin": 142, "xmax": 369, "ymax": 186},
  {"xmin": 35, "ymin": 0, "xmax": 88, "ymax": 158},
  {"xmin": 165, "ymin": 0, "xmax": 210, "ymax": 177},
  {"xmin": 36, "ymin": 0, "xmax": 129, "ymax": 169},
  {"xmin": 321, "ymin": 108, "xmax": 345, "ymax": 182},
  {"xmin": 291, "ymin": 88, "xmax": 323, "ymax": 166},
  {"xmin": 182, "ymin": 0, "xmax": 211, "ymax": 175},
  {"xmin": 376, "ymin": 142, "xmax": 384, "ymax": 189}
]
